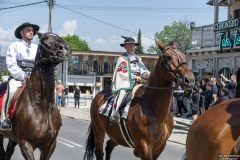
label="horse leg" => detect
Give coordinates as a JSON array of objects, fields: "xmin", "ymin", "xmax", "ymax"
[
  {"xmin": 39, "ymin": 139, "xmax": 56, "ymax": 160},
  {"xmin": 152, "ymin": 142, "xmax": 166, "ymax": 160},
  {"xmin": 94, "ymin": 129, "xmax": 105, "ymax": 160},
  {"xmin": 105, "ymin": 139, "xmax": 118, "ymax": 160},
  {"xmin": 92, "ymin": 122, "xmax": 106, "ymax": 160},
  {"xmin": 5, "ymin": 139, "xmax": 17, "ymax": 160},
  {"xmin": 136, "ymin": 142, "xmax": 153, "ymax": 160},
  {"xmin": 0, "ymin": 134, "xmax": 5, "ymax": 159},
  {"xmin": 19, "ymin": 140, "xmax": 35, "ymax": 160}
]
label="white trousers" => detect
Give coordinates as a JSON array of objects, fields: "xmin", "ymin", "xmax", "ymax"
[
  {"xmin": 1, "ymin": 79, "xmax": 22, "ymax": 121},
  {"xmin": 113, "ymin": 90, "xmax": 127, "ymax": 112}
]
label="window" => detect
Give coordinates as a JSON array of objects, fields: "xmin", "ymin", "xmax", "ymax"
[{"xmin": 234, "ymin": 9, "xmax": 240, "ymax": 19}]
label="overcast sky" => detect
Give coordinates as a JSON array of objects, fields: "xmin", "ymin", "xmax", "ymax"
[{"xmin": 0, "ymin": 0, "xmax": 227, "ymax": 55}]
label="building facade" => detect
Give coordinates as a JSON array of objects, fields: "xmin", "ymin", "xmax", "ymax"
[
  {"xmin": 60, "ymin": 50, "xmax": 159, "ymax": 106},
  {"xmin": 186, "ymin": 0, "xmax": 240, "ymax": 97}
]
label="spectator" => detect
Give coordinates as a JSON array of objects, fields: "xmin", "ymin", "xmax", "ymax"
[
  {"xmin": 204, "ymin": 83, "xmax": 214, "ymax": 111},
  {"xmin": 171, "ymin": 82, "xmax": 178, "ymax": 112},
  {"xmin": 219, "ymin": 74, "xmax": 237, "ymax": 99},
  {"xmin": 55, "ymin": 80, "xmax": 64, "ymax": 110},
  {"xmin": 216, "ymin": 80, "xmax": 222, "ymax": 97},
  {"xmin": 73, "ymin": 84, "xmax": 81, "ymax": 108},
  {"xmin": 213, "ymin": 88, "xmax": 230, "ymax": 106},
  {"xmin": 175, "ymin": 86, "xmax": 190, "ymax": 118},
  {"xmin": 62, "ymin": 83, "xmax": 69, "ymax": 107},
  {"xmin": 210, "ymin": 77, "xmax": 218, "ymax": 96},
  {"xmin": 199, "ymin": 78, "xmax": 208, "ymax": 114},
  {"xmin": 189, "ymin": 85, "xmax": 200, "ymax": 121},
  {"xmin": 206, "ymin": 73, "xmax": 212, "ymax": 80}
]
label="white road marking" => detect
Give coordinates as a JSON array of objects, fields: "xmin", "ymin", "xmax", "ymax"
[
  {"xmin": 57, "ymin": 140, "xmax": 74, "ymax": 147},
  {"xmin": 58, "ymin": 137, "xmax": 83, "ymax": 147}
]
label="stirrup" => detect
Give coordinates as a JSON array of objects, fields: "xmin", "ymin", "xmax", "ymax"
[
  {"xmin": 109, "ymin": 112, "xmax": 120, "ymax": 124},
  {"xmin": 0, "ymin": 119, "xmax": 12, "ymax": 131}
]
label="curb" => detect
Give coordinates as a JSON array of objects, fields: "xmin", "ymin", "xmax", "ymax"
[{"xmin": 61, "ymin": 106, "xmax": 192, "ymax": 128}]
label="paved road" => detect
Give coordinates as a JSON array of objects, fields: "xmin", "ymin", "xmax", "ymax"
[
  {"xmin": 2, "ymin": 105, "xmax": 191, "ymax": 159},
  {"xmin": 5, "ymin": 115, "xmax": 187, "ymax": 160}
]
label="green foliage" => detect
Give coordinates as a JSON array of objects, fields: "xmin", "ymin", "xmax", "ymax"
[
  {"xmin": 0, "ymin": 71, "xmax": 2, "ymax": 80},
  {"xmin": 3, "ymin": 68, "xmax": 9, "ymax": 76},
  {"xmin": 135, "ymin": 29, "xmax": 144, "ymax": 54},
  {"xmin": 62, "ymin": 34, "xmax": 91, "ymax": 51},
  {"xmin": 148, "ymin": 20, "xmax": 190, "ymax": 54}
]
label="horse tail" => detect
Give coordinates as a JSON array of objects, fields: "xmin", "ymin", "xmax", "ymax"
[{"xmin": 83, "ymin": 124, "xmax": 95, "ymax": 160}]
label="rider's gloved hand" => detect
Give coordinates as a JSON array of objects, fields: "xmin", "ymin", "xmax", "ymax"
[
  {"xmin": 134, "ymin": 76, "xmax": 142, "ymax": 82},
  {"xmin": 24, "ymin": 76, "xmax": 30, "ymax": 83}
]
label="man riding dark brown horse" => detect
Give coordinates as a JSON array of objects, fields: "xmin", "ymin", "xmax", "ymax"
[
  {"xmin": 0, "ymin": 32, "xmax": 69, "ymax": 160},
  {"xmin": 0, "ymin": 22, "xmax": 40, "ymax": 130}
]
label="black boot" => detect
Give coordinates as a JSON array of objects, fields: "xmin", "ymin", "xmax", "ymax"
[{"xmin": 1, "ymin": 119, "xmax": 12, "ymax": 131}]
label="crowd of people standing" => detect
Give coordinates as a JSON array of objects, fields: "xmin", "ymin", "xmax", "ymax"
[
  {"xmin": 55, "ymin": 81, "xmax": 81, "ymax": 110},
  {"xmin": 171, "ymin": 73, "xmax": 237, "ymax": 121}
]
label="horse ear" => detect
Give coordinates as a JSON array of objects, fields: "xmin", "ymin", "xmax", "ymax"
[
  {"xmin": 37, "ymin": 32, "xmax": 43, "ymax": 39},
  {"xmin": 169, "ymin": 41, "xmax": 178, "ymax": 48},
  {"xmin": 155, "ymin": 40, "xmax": 167, "ymax": 51}
]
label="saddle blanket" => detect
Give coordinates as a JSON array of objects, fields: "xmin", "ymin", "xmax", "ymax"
[
  {"xmin": 0, "ymin": 84, "xmax": 26, "ymax": 119},
  {"xmin": 99, "ymin": 95, "xmax": 133, "ymax": 119}
]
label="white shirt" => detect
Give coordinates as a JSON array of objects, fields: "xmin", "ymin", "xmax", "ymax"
[
  {"xmin": 6, "ymin": 39, "xmax": 38, "ymax": 81},
  {"xmin": 126, "ymin": 53, "xmax": 149, "ymax": 79}
]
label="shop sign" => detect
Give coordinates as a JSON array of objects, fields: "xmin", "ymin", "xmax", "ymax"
[
  {"xmin": 219, "ymin": 30, "xmax": 240, "ymax": 52},
  {"xmin": 214, "ymin": 18, "xmax": 240, "ymax": 32}
]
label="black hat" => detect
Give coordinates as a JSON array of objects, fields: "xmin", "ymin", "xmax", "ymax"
[
  {"xmin": 14, "ymin": 22, "xmax": 40, "ymax": 39},
  {"xmin": 120, "ymin": 36, "xmax": 139, "ymax": 47}
]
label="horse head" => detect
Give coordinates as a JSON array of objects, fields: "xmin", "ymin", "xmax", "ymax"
[
  {"xmin": 156, "ymin": 41, "xmax": 195, "ymax": 90},
  {"xmin": 36, "ymin": 32, "xmax": 70, "ymax": 65}
]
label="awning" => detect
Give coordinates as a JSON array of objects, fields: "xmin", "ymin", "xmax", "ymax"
[
  {"xmin": 66, "ymin": 82, "xmax": 74, "ymax": 86},
  {"xmin": 85, "ymin": 83, "xmax": 94, "ymax": 87},
  {"xmin": 76, "ymin": 83, "xmax": 84, "ymax": 86}
]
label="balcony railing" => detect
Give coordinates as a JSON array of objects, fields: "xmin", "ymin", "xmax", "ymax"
[{"xmin": 190, "ymin": 24, "xmax": 240, "ymax": 49}]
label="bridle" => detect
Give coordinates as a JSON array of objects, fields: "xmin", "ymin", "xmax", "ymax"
[
  {"xmin": 35, "ymin": 33, "xmax": 67, "ymax": 66},
  {"xmin": 143, "ymin": 47, "xmax": 188, "ymax": 90}
]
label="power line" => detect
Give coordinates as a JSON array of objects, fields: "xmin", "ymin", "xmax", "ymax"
[
  {"xmin": 56, "ymin": 4, "xmax": 155, "ymax": 41},
  {"xmin": 56, "ymin": 5, "xmax": 227, "ymax": 12},
  {"xmin": 0, "ymin": 1, "xmax": 46, "ymax": 11}
]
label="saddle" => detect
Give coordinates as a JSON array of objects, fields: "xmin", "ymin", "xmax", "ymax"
[
  {"xmin": 0, "ymin": 84, "xmax": 26, "ymax": 119},
  {"xmin": 100, "ymin": 84, "xmax": 143, "ymax": 119}
]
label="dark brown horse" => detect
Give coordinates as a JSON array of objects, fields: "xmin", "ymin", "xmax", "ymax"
[
  {"xmin": 0, "ymin": 32, "xmax": 69, "ymax": 160},
  {"xmin": 186, "ymin": 99, "xmax": 240, "ymax": 159},
  {"xmin": 83, "ymin": 41, "xmax": 195, "ymax": 160}
]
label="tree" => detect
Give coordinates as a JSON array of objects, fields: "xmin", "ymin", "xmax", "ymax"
[
  {"xmin": 135, "ymin": 29, "xmax": 144, "ymax": 54},
  {"xmin": 62, "ymin": 34, "xmax": 91, "ymax": 51},
  {"xmin": 3, "ymin": 68, "xmax": 9, "ymax": 76},
  {"xmin": 148, "ymin": 20, "xmax": 190, "ymax": 54}
]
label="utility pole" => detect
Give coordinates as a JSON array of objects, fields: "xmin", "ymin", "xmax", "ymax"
[{"xmin": 47, "ymin": 0, "xmax": 56, "ymax": 32}]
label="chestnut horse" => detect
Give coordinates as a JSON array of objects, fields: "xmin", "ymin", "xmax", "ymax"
[
  {"xmin": 83, "ymin": 41, "xmax": 195, "ymax": 160},
  {"xmin": 0, "ymin": 32, "xmax": 69, "ymax": 160},
  {"xmin": 186, "ymin": 99, "xmax": 240, "ymax": 159}
]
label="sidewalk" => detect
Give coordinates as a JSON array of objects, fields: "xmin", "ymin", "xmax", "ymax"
[{"xmin": 60, "ymin": 105, "xmax": 192, "ymax": 127}]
